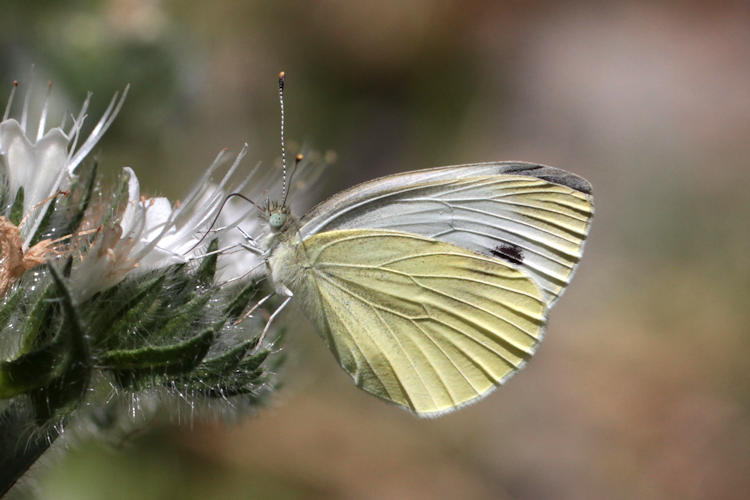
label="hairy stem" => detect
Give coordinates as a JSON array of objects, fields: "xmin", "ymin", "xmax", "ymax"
[{"xmin": 0, "ymin": 402, "xmax": 59, "ymax": 497}]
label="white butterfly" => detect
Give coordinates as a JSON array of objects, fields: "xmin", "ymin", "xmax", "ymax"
[{"xmin": 235, "ymin": 75, "xmax": 593, "ymax": 417}]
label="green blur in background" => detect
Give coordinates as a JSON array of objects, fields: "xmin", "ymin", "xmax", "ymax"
[{"xmin": 3, "ymin": 1, "xmax": 750, "ymax": 499}]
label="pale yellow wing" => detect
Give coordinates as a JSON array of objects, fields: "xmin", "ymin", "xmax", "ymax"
[{"xmin": 294, "ymin": 229, "xmax": 547, "ymax": 417}]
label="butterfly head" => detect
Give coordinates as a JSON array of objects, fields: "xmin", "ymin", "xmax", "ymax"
[
  {"xmin": 267, "ymin": 202, "xmax": 291, "ymax": 233},
  {"xmin": 261, "ymin": 201, "xmax": 301, "ymax": 253},
  {"xmin": 269, "ymin": 211, "xmax": 287, "ymax": 231}
]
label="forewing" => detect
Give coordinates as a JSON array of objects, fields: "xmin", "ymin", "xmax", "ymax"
[
  {"xmin": 299, "ymin": 162, "xmax": 593, "ymax": 305},
  {"xmin": 298, "ymin": 229, "xmax": 546, "ymax": 417}
]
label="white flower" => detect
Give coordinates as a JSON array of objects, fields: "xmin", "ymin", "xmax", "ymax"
[
  {"xmin": 213, "ymin": 193, "xmax": 265, "ymax": 283},
  {"xmin": 71, "ymin": 145, "xmax": 333, "ymax": 295},
  {"xmin": 70, "ymin": 147, "xmax": 257, "ymax": 300},
  {"xmin": 0, "ymin": 81, "xmax": 128, "ymax": 247}
]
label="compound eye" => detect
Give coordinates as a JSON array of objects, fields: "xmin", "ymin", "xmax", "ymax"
[{"xmin": 269, "ymin": 212, "xmax": 287, "ymax": 229}]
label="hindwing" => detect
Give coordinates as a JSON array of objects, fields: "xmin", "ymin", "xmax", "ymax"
[{"xmin": 291, "ymin": 229, "xmax": 547, "ymax": 416}]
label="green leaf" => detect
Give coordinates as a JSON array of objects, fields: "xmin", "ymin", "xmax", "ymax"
[
  {"xmin": 0, "ymin": 289, "xmax": 22, "ymax": 328},
  {"xmin": 25, "ymin": 266, "xmax": 91, "ymax": 423},
  {"xmin": 102, "ymin": 328, "xmax": 214, "ymax": 374},
  {"xmin": 29, "ymin": 364, "xmax": 88, "ymax": 424},
  {"xmin": 0, "ymin": 343, "xmax": 61, "ymax": 399},
  {"xmin": 0, "ymin": 176, "xmax": 9, "ymax": 214},
  {"xmin": 100, "ymin": 170, "xmax": 129, "ymax": 229},
  {"xmin": 94, "ymin": 275, "xmax": 167, "ymax": 348},
  {"xmin": 162, "ymin": 263, "xmax": 190, "ymax": 296},
  {"xmin": 222, "ymin": 281, "xmax": 260, "ymax": 323},
  {"xmin": 0, "ymin": 267, "xmax": 91, "ymax": 401},
  {"xmin": 28, "ymin": 194, "xmax": 58, "ymax": 247},
  {"xmin": 206, "ymin": 364, "xmax": 268, "ymax": 398},
  {"xmin": 48, "ymin": 264, "xmax": 90, "ymax": 364},
  {"xmin": 194, "ymin": 238, "xmax": 219, "ymax": 286},
  {"xmin": 9, "ymin": 187, "xmax": 23, "ymax": 226},
  {"xmin": 149, "ymin": 293, "xmax": 211, "ymax": 343},
  {"xmin": 21, "ymin": 283, "xmax": 58, "ymax": 351},
  {"xmin": 239, "ymin": 349, "xmax": 270, "ymax": 373},
  {"xmin": 192, "ymin": 347, "xmax": 272, "ymax": 398},
  {"xmin": 63, "ymin": 161, "xmax": 98, "ymax": 237},
  {"xmin": 191, "ymin": 338, "xmax": 258, "ymax": 379}
]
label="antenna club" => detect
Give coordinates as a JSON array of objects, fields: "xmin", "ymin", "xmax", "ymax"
[
  {"xmin": 295, "ymin": 153, "xmax": 304, "ymax": 162},
  {"xmin": 278, "ymin": 71, "xmax": 286, "ymax": 89},
  {"xmin": 12, "ymin": 80, "xmax": 18, "ymax": 87}
]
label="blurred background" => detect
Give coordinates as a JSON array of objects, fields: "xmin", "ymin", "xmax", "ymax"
[{"xmin": 3, "ymin": 1, "xmax": 750, "ymax": 499}]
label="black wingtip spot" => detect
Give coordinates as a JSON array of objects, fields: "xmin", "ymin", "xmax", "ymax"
[
  {"xmin": 500, "ymin": 164, "xmax": 593, "ymax": 194},
  {"xmin": 490, "ymin": 243, "xmax": 524, "ymax": 265},
  {"xmin": 538, "ymin": 172, "xmax": 593, "ymax": 195}
]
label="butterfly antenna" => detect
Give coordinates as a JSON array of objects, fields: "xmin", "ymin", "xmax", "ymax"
[
  {"xmin": 282, "ymin": 153, "xmax": 304, "ymax": 206},
  {"xmin": 186, "ymin": 193, "xmax": 265, "ymax": 254},
  {"xmin": 278, "ymin": 71, "xmax": 289, "ymax": 204}
]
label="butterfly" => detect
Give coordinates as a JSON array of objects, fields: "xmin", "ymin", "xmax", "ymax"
[{"xmin": 241, "ymin": 74, "xmax": 594, "ymax": 417}]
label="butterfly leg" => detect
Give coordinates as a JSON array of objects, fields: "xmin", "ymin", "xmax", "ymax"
[
  {"xmin": 235, "ymin": 227, "xmax": 263, "ymax": 254},
  {"xmin": 254, "ymin": 285, "xmax": 293, "ymax": 350},
  {"xmin": 187, "ymin": 242, "xmax": 245, "ymax": 261},
  {"xmin": 240, "ymin": 243, "xmax": 264, "ymax": 257},
  {"xmin": 236, "ymin": 226, "xmax": 255, "ymax": 243},
  {"xmin": 217, "ymin": 258, "xmax": 266, "ymax": 287},
  {"xmin": 232, "ymin": 228, "xmax": 268, "ymax": 260},
  {"xmin": 235, "ymin": 292, "xmax": 274, "ymax": 325}
]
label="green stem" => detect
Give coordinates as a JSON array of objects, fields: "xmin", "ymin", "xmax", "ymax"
[{"xmin": 0, "ymin": 402, "xmax": 59, "ymax": 497}]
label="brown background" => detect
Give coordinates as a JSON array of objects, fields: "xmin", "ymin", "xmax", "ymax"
[{"xmin": 3, "ymin": 1, "xmax": 749, "ymax": 499}]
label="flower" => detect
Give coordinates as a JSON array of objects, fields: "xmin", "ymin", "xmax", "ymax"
[
  {"xmin": 70, "ymin": 145, "xmax": 334, "ymax": 296},
  {"xmin": 0, "ymin": 81, "xmax": 128, "ymax": 246},
  {"xmin": 0, "ymin": 81, "xmax": 128, "ymax": 297},
  {"xmin": 0, "ymin": 75, "xmax": 323, "ymax": 469},
  {"xmin": 70, "ymin": 147, "xmax": 258, "ymax": 300}
]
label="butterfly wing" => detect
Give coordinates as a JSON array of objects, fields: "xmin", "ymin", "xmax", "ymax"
[
  {"xmin": 275, "ymin": 229, "xmax": 546, "ymax": 416},
  {"xmin": 299, "ymin": 162, "xmax": 593, "ymax": 305}
]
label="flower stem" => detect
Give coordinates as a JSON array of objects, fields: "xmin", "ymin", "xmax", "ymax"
[{"xmin": 0, "ymin": 402, "xmax": 59, "ymax": 497}]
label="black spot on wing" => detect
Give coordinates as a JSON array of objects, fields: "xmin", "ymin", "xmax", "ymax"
[{"xmin": 490, "ymin": 243, "xmax": 524, "ymax": 265}]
